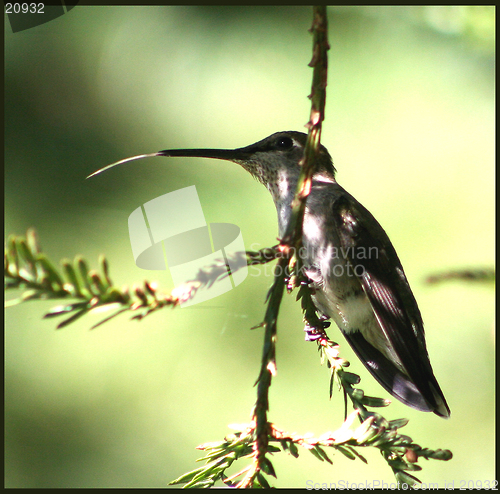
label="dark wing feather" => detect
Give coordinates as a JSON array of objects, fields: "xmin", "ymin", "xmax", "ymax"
[
  {"xmin": 344, "ymin": 331, "xmax": 434, "ymax": 412},
  {"xmin": 332, "ymin": 192, "xmax": 450, "ymax": 417}
]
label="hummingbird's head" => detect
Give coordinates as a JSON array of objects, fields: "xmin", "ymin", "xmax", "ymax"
[
  {"xmin": 229, "ymin": 131, "xmax": 336, "ymax": 205},
  {"xmin": 231, "ymin": 130, "xmax": 335, "ymax": 183}
]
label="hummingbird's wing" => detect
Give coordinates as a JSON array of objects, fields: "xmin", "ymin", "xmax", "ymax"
[{"xmin": 331, "ymin": 192, "xmax": 450, "ymax": 417}]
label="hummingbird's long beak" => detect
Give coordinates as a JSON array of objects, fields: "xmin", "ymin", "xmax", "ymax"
[
  {"xmin": 86, "ymin": 148, "xmax": 252, "ymax": 179},
  {"xmin": 157, "ymin": 148, "xmax": 251, "ymax": 160},
  {"xmin": 86, "ymin": 153, "xmax": 160, "ymax": 178}
]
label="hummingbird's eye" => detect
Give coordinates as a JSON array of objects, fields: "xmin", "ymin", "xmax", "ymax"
[{"xmin": 275, "ymin": 136, "xmax": 294, "ymax": 150}]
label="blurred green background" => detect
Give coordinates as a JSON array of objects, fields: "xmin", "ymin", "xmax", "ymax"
[{"xmin": 5, "ymin": 6, "xmax": 494, "ymax": 488}]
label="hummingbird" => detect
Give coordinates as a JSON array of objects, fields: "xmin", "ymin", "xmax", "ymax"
[{"xmin": 89, "ymin": 131, "xmax": 450, "ymax": 418}]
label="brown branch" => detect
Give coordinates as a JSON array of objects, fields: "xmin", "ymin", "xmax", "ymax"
[{"xmin": 245, "ymin": 5, "xmax": 330, "ymax": 487}]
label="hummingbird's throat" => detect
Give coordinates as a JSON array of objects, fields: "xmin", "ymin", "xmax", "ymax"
[{"xmin": 234, "ymin": 159, "xmax": 273, "ymax": 186}]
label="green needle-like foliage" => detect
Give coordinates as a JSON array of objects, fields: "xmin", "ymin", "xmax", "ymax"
[
  {"xmin": 5, "ymin": 227, "xmax": 453, "ymax": 487},
  {"xmin": 5, "ymin": 229, "xmax": 276, "ymax": 330},
  {"xmin": 5, "ymin": 228, "xmax": 176, "ymax": 328}
]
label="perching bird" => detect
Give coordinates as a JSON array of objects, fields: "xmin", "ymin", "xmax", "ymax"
[{"xmin": 89, "ymin": 131, "xmax": 450, "ymax": 417}]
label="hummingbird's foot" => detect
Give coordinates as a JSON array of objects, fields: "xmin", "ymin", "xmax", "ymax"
[{"xmin": 304, "ymin": 316, "xmax": 331, "ymax": 341}]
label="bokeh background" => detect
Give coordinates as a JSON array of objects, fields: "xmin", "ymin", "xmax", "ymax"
[{"xmin": 5, "ymin": 6, "xmax": 494, "ymax": 488}]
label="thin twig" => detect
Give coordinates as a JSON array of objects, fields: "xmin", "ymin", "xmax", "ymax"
[{"xmin": 247, "ymin": 5, "xmax": 330, "ymax": 487}]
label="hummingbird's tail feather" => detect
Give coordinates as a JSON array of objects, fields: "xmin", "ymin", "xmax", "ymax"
[{"xmin": 344, "ymin": 331, "xmax": 450, "ymax": 418}]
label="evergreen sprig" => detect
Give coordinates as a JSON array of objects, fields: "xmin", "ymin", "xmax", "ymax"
[
  {"xmin": 169, "ymin": 403, "xmax": 451, "ymax": 489},
  {"xmin": 165, "ymin": 283, "xmax": 452, "ymax": 489},
  {"xmin": 4, "ymin": 224, "xmax": 453, "ymax": 488},
  {"xmin": 5, "ymin": 228, "xmax": 177, "ymax": 328},
  {"xmin": 5, "ymin": 225, "xmax": 453, "ymax": 489},
  {"xmin": 4, "ymin": 228, "xmax": 278, "ymax": 330}
]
